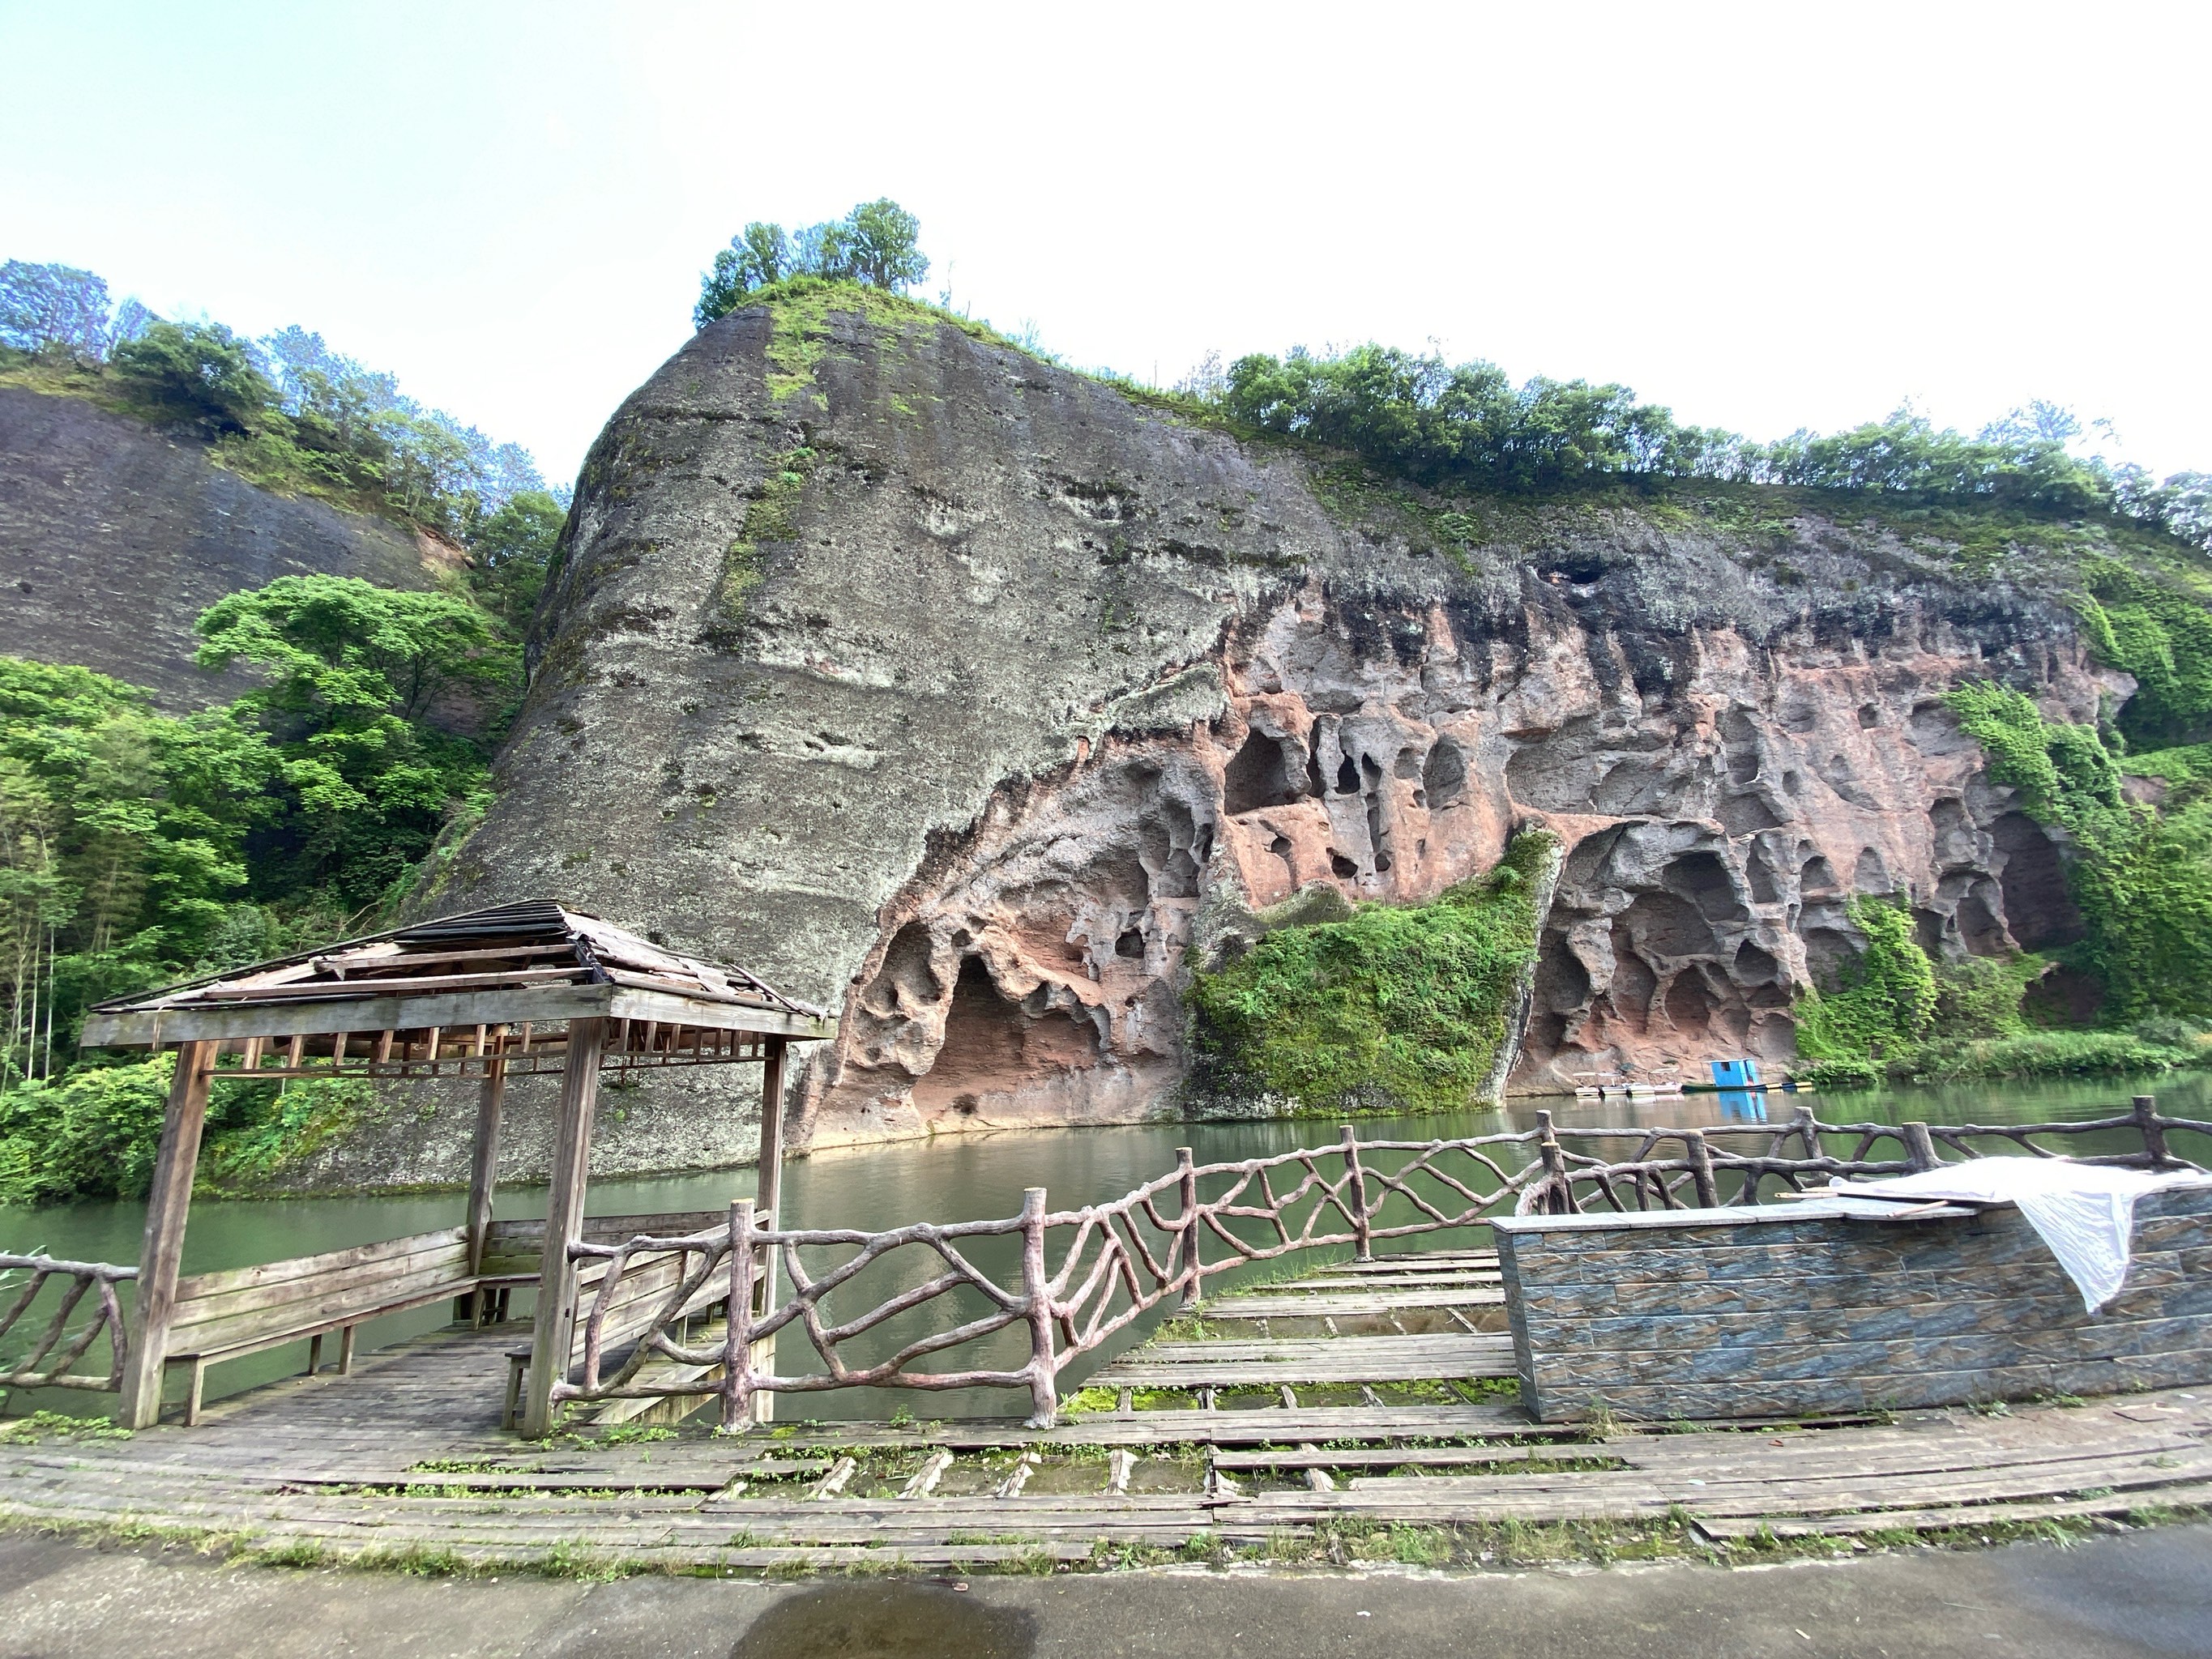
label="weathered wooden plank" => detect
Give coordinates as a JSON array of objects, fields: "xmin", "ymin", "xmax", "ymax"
[
  {"xmin": 119, "ymin": 1039, "xmax": 214, "ymax": 1429},
  {"xmin": 1206, "ymin": 1290, "xmax": 1505, "ymax": 1317},
  {"xmin": 1692, "ymin": 1482, "xmax": 2212, "ymax": 1539}
]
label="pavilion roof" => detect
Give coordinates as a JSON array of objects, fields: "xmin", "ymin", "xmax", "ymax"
[{"xmin": 79, "ymin": 900, "xmax": 835, "ymax": 1051}]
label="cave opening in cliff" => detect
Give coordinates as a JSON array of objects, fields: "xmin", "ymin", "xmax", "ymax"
[
  {"xmin": 1992, "ymin": 812, "xmax": 2084, "ymax": 949},
  {"xmin": 860, "ymin": 921, "xmax": 942, "ymax": 1020},
  {"xmin": 913, "ymin": 955, "xmax": 1103, "ymax": 1118},
  {"xmin": 1422, "ymin": 739, "xmax": 1467, "ymax": 811},
  {"xmin": 1223, "ymin": 731, "xmax": 1302, "ymax": 815}
]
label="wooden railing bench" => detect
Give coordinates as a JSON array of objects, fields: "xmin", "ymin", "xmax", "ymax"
[
  {"xmin": 148, "ymin": 1209, "xmax": 735, "ymax": 1427},
  {"xmin": 162, "ymin": 1226, "xmax": 519, "ymax": 1425}
]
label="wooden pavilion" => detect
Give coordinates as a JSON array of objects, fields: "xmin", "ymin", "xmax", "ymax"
[{"xmin": 79, "ymin": 900, "xmax": 835, "ymax": 1435}]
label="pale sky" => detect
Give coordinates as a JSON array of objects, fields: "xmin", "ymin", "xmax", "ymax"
[{"xmin": 4, "ymin": 2, "xmax": 2206, "ymax": 489}]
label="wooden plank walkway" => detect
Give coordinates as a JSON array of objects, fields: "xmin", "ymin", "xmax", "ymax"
[{"xmin": 4, "ymin": 1247, "xmax": 2208, "ymax": 1571}]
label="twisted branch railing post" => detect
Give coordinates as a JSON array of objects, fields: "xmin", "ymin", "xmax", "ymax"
[
  {"xmin": 1019, "ymin": 1187, "xmax": 1057, "ymax": 1427},
  {"xmin": 1684, "ymin": 1129, "xmax": 1719, "ymax": 1208},
  {"xmin": 1901, "ymin": 1121, "xmax": 1939, "ymax": 1173},
  {"xmin": 1340, "ymin": 1124, "xmax": 1373, "ymax": 1261},
  {"xmin": 2135, "ymin": 1095, "xmax": 2171, "ymax": 1166},
  {"xmin": 0, "ymin": 1256, "xmax": 135, "ymax": 1393},
  {"xmin": 1536, "ymin": 1111, "xmax": 1571, "ymax": 1213},
  {"xmin": 720, "ymin": 1199, "xmax": 756, "ymax": 1432},
  {"xmin": 1175, "ymin": 1147, "xmax": 1202, "ymax": 1311},
  {"xmin": 532, "ymin": 1102, "xmax": 2210, "ymax": 1422}
]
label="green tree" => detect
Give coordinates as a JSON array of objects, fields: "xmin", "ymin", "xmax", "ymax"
[
  {"xmin": 464, "ymin": 488, "xmax": 567, "ymax": 630},
  {"xmin": 0, "ymin": 659, "xmax": 272, "ymax": 1086},
  {"xmin": 194, "ymin": 577, "xmax": 516, "ymax": 905},
  {"xmin": 109, "ymin": 319, "xmax": 276, "ymax": 433},
  {"xmin": 0, "ymin": 260, "xmax": 117, "ymax": 356},
  {"xmin": 842, "ymin": 198, "xmax": 928, "ymax": 289},
  {"xmin": 694, "ymin": 199, "xmax": 929, "ymax": 327}
]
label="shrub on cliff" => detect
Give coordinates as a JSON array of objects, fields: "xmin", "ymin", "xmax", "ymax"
[
  {"xmin": 1187, "ymin": 833, "xmax": 1556, "ymax": 1116},
  {"xmin": 1214, "ymin": 343, "xmax": 2207, "ymax": 550},
  {"xmin": 1, "ymin": 259, "xmax": 563, "ymax": 545},
  {"xmin": 1945, "ymin": 683, "xmax": 2212, "ymax": 1023},
  {"xmin": 1791, "ymin": 898, "xmax": 1941, "ymax": 1061}
]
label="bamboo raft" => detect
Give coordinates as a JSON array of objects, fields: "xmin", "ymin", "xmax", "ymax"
[{"xmin": 5, "ymin": 1247, "xmax": 2210, "ymax": 1572}]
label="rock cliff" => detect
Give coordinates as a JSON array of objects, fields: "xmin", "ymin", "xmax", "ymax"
[
  {"xmin": 0, "ymin": 386, "xmax": 446, "ymax": 707},
  {"xmin": 426, "ymin": 292, "xmax": 2121, "ymax": 1168}
]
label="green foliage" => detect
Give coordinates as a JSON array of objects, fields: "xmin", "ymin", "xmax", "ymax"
[
  {"xmin": 3, "ymin": 572, "xmax": 519, "ymax": 1115},
  {"xmin": 1215, "ymin": 347, "xmax": 2201, "ymax": 549},
  {"xmin": 1789, "ymin": 897, "xmax": 2092, "ymax": 1085},
  {"xmin": 0, "ymin": 1056, "xmax": 171, "ymax": 1202},
  {"xmin": 1902, "ymin": 1031, "xmax": 2196, "ymax": 1083},
  {"xmin": 0, "ymin": 260, "xmax": 150, "ymax": 356},
  {"xmin": 0, "ymin": 1051, "xmax": 374, "ymax": 1205},
  {"xmin": 1792, "ymin": 898, "xmax": 1938, "ymax": 1060},
  {"xmin": 1, "ymin": 659, "xmax": 275, "ymax": 1085},
  {"xmin": 1930, "ymin": 953, "xmax": 2046, "ymax": 1040},
  {"xmin": 1188, "ymin": 833, "xmax": 1555, "ymax": 1115},
  {"xmin": 194, "ymin": 576, "xmax": 513, "ymax": 906},
  {"xmin": 696, "ymin": 198, "xmax": 929, "ymax": 328},
  {"xmin": 710, "ymin": 448, "xmax": 817, "ymax": 627},
  {"xmin": 463, "ymin": 489, "xmax": 566, "ymax": 631},
  {"xmin": 1795, "ymin": 1055, "xmax": 1884, "ymax": 1092},
  {"xmin": 1, "ymin": 262, "xmax": 563, "ymax": 545},
  {"xmin": 2076, "ymin": 559, "xmax": 2212, "ymax": 748},
  {"xmin": 109, "ymin": 320, "xmax": 277, "ymax": 434},
  {"xmin": 1945, "ymin": 684, "xmax": 2212, "ymax": 1022}
]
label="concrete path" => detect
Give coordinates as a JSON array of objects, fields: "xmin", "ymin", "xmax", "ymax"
[{"xmin": 2, "ymin": 1524, "xmax": 2209, "ymax": 1658}]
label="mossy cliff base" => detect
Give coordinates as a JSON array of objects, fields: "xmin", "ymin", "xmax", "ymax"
[{"xmin": 394, "ymin": 285, "xmax": 2154, "ymax": 1171}]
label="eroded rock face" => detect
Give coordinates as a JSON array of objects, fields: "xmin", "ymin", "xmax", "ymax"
[
  {"xmin": 416, "ymin": 297, "xmax": 2118, "ymax": 1175},
  {"xmin": 0, "ymin": 386, "xmax": 446, "ymax": 707},
  {"xmin": 802, "ymin": 578, "xmax": 2114, "ymax": 1140}
]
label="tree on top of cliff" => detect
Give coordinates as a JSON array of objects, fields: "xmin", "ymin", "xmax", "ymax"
[
  {"xmin": 111, "ymin": 320, "xmax": 280, "ymax": 436},
  {"xmin": 694, "ymin": 198, "xmax": 929, "ymax": 328},
  {"xmin": 0, "ymin": 259, "xmax": 155, "ymax": 359}
]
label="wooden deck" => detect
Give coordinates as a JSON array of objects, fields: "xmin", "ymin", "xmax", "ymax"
[{"xmin": 5, "ymin": 1248, "xmax": 2210, "ymax": 1572}]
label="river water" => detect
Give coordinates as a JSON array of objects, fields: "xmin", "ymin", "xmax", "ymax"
[{"xmin": 5, "ymin": 1076, "xmax": 2207, "ymax": 1421}]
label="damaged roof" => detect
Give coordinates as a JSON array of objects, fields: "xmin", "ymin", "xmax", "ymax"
[{"xmin": 79, "ymin": 899, "xmax": 835, "ymax": 1049}]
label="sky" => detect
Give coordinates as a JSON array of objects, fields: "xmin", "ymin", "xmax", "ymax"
[{"xmin": 3, "ymin": 1, "xmax": 2206, "ymax": 489}]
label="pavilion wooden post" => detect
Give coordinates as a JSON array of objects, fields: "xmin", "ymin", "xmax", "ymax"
[
  {"xmin": 748, "ymin": 1037, "xmax": 788, "ymax": 1423},
  {"xmin": 457, "ymin": 1056, "xmax": 508, "ymax": 1325},
  {"xmin": 521, "ymin": 1017, "xmax": 604, "ymax": 1437},
  {"xmin": 119, "ymin": 1041, "xmax": 215, "ymax": 1430}
]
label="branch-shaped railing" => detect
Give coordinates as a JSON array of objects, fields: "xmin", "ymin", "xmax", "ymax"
[
  {"xmin": 0, "ymin": 1254, "xmax": 135, "ymax": 1393},
  {"xmin": 550, "ymin": 1094, "xmax": 2211, "ymax": 1432}
]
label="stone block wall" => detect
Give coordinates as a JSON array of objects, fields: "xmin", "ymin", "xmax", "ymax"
[{"xmin": 1492, "ymin": 1185, "xmax": 2212, "ymax": 1422}]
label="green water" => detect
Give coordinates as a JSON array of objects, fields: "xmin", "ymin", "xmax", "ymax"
[{"xmin": 5, "ymin": 1076, "xmax": 2206, "ymax": 1422}]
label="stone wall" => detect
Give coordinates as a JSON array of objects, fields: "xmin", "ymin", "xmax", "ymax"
[{"xmin": 1493, "ymin": 1186, "xmax": 2212, "ymax": 1421}]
